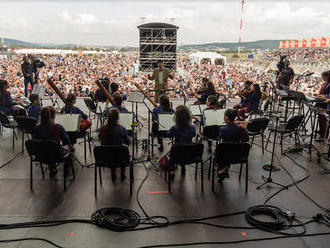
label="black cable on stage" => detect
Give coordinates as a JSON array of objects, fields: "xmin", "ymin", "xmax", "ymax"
[
  {"xmin": 138, "ymin": 232, "xmax": 330, "ymax": 248},
  {"xmin": 0, "ymin": 150, "xmax": 22, "ymax": 169}
]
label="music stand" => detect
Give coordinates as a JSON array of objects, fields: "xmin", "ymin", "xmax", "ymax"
[
  {"xmin": 119, "ymin": 112, "xmax": 138, "ymax": 160},
  {"xmin": 203, "ymin": 109, "xmax": 226, "ymax": 127},
  {"xmin": 257, "ymin": 115, "xmax": 288, "ymax": 190},
  {"xmin": 127, "ymin": 91, "xmax": 145, "ymax": 129}
]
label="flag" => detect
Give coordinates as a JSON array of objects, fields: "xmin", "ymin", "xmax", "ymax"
[
  {"xmin": 294, "ymin": 40, "xmax": 299, "ymax": 47},
  {"xmin": 311, "ymin": 38, "xmax": 316, "ymax": 47},
  {"xmin": 302, "ymin": 39, "xmax": 307, "ymax": 47},
  {"xmin": 320, "ymin": 37, "xmax": 327, "ymax": 47}
]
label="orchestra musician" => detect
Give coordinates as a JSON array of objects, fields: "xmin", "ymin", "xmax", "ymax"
[
  {"xmin": 167, "ymin": 105, "xmax": 196, "ymax": 180},
  {"xmin": 27, "ymin": 94, "xmax": 41, "ymax": 120},
  {"xmin": 314, "ymin": 70, "xmax": 330, "ymax": 139},
  {"xmin": 32, "ymin": 106, "xmax": 71, "ymax": 177},
  {"xmin": 103, "ymin": 93, "xmax": 128, "ymax": 116},
  {"xmin": 95, "ymin": 78, "xmax": 109, "ymax": 103},
  {"xmin": 195, "ymin": 78, "xmax": 216, "ymax": 105},
  {"xmin": 152, "ymin": 94, "xmax": 175, "ymax": 152},
  {"xmin": 0, "ymin": 79, "xmax": 17, "ymax": 113},
  {"xmin": 99, "ymin": 108, "xmax": 130, "ymax": 181},
  {"xmin": 234, "ymin": 81, "xmax": 261, "ymax": 120},
  {"xmin": 217, "ymin": 109, "xmax": 249, "ymax": 182},
  {"xmin": 148, "ymin": 60, "xmax": 174, "ymax": 103}
]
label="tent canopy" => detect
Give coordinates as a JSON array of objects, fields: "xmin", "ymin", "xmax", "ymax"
[{"xmin": 188, "ymin": 52, "xmax": 226, "ymax": 65}]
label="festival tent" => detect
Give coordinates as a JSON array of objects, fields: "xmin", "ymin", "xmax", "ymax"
[
  {"xmin": 13, "ymin": 49, "xmax": 110, "ymax": 55},
  {"xmin": 188, "ymin": 52, "xmax": 226, "ymax": 65}
]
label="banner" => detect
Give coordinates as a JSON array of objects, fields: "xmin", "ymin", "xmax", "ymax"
[{"xmin": 279, "ymin": 37, "xmax": 330, "ymax": 48}]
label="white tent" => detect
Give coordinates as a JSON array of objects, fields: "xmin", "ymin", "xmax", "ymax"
[{"xmin": 188, "ymin": 52, "xmax": 226, "ymax": 65}]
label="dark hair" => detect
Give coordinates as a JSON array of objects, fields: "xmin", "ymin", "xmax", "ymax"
[
  {"xmin": 159, "ymin": 94, "xmax": 171, "ymax": 112},
  {"xmin": 174, "ymin": 105, "xmax": 192, "ymax": 128},
  {"xmin": 0, "ymin": 79, "xmax": 8, "ymax": 93},
  {"xmin": 225, "ymin": 109, "xmax": 238, "ymax": 122},
  {"xmin": 65, "ymin": 93, "xmax": 76, "ymax": 113},
  {"xmin": 29, "ymin": 94, "xmax": 39, "ymax": 103},
  {"xmin": 110, "ymin": 82, "xmax": 119, "ymax": 93},
  {"xmin": 113, "ymin": 93, "xmax": 122, "ymax": 106},
  {"xmin": 322, "ymin": 70, "xmax": 330, "ymax": 82},
  {"xmin": 253, "ymin": 84, "xmax": 262, "ymax": 99},
  {"xmin": 107, "ymin": 108, "xmax": 120, "ymax": 128},
  {"xmin": 206, "ymin": 80, "xmax": 216, "ymax": 95},
  {"xmin": 40, "ymin": 106, "xmax": 55, "ymax": 126},
  {"xmin": 245, "ymin": 80, "xmax": 253, "ymax": 86}
]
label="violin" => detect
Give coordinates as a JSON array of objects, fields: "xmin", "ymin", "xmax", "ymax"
[{"xmin": 237, "ymin": 85, "xmax": 253, "ymax": 98}]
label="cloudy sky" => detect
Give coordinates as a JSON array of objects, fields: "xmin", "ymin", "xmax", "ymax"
[{"xmin": 0, "ymin": 0, "xmax": 329, "ymax": 46}]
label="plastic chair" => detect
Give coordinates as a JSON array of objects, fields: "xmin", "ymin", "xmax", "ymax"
[
  {"xmin": 168, "ymin": 143, "xmax": 204, "ymax": 192},
  {"xmin": 94, "ymin": 145, "xmax": 133, "ymax": 196},
  {"xmin": 212, "ymin": 142, "xmax": 251, "ymax": 193},
  {"xmin": 266, "ymin": 115, "xmax": 304, "ymax": 154},
  {"xmin": 25, "ymin": 139, "xmax": 75, "ymax": 191},
  {"xmin": 15, "ymin": 116, "xmax": 37, "ymax": 154},
  {"xmin": 0, "ymin": 111, "xmax": 18, "ymax": 149},
  {"xmin": 247, "ymin": 117, "xmax": 270, "ymax": 154}
]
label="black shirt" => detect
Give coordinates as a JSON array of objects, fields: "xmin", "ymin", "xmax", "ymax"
[
  {"xmin": 278, "ymin": 67, "xmax": 294, "ymax": 87},
  {"xmin": 21, "ymin": 62, "xmax": 32, "ymax": 78}
]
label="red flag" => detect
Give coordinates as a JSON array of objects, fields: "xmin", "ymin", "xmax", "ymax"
[
  {"xmin": 294, "ymin": 40, "xmax": 299, "ymax": 47},
  {"xmin": 282, "ymin": 40, "xmax": 287, "ymax": 48},
  {"xmin": 320, "ymin": 37, "xmax": 327, "ymax": 47},
  {"xmin": 302, "ymin": 39, "xmax": 307, "ymax": 47},
  {"xmin": 311, "ymin": 38, "xmax": 316, "ymax": 47}
]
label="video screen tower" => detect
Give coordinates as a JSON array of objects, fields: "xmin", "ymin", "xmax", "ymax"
[{"xmin": 138, "ymin": 22, "xmax": 179, "ymax": 72}]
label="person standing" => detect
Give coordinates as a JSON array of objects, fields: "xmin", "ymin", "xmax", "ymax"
[
  {"xmin": 148, "ymin": 60, "xmax": 174, "ymax": 103},
  {"xmin": 21, "ymin": 56, "xmax": 33, "ymax": 97}
]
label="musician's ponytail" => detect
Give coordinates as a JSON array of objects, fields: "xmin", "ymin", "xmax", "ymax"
[
  {"xmin": 159, "ymin": 94, "xmax": 171, "ymax": 112},
  {"xmin": 106, "ymin": 108, "xmax": 120, "ymax": 129}
]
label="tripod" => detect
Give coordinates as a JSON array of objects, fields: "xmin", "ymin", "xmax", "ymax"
[{"xmin": 257, "ymin": 115, "xmax": 288, "ymax": 190}]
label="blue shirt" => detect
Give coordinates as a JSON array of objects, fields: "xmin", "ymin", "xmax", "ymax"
[
  {"xmin": 103, "ymin": 105, "xmax": 128, "ymax": 116},
  {"xmin": 60, "ymin": 106, "xmax": 88, "ymax": 120},
  {"xmin": 245, "ymin": 91, "xmax": 261, "ymax": 111},
  {"xmin": 168, "ymin": 125, "xmax": 196, "ymax": 144},
  {"xmin": 0, "ymin": 91, "xmax": 16, "ymax": 112},
  {"xmin": 28, "ymin": 104, "xmax": 41, "ymax": 120},
  {"xmin": 33, "ymin": 123, "xmax": 70, "ymax": 146},
  {"xmin": 220, "ymin": 124, "xmax": 249, "ymax": 143},
  {"xmin": 99, "ymin": 125, "xmax": 130, "ymax": 146},
  {"xmin": 152, "ymin": 106, "xmax": 174, "ymax": 120}
]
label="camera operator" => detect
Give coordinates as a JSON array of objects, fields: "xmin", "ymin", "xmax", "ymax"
[
  {"xmin": 276, "ymin": 56, "xmax": 294, "ymax": 90},
  {"xmin": 29, "ymin": 55, "xmax": 45, "ymax": 85},
  {"xmin": 21, "ymin": 56, "xmax": 33, "ymax": 97}
]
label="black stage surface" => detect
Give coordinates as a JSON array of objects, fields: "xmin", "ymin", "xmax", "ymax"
[{"xmin": 0, "ymin": 98, "xmax": 330, "ymax": 248}]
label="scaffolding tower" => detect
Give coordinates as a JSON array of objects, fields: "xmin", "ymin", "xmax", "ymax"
[{"xmin": 137, "ymin": 22, "xmax": 179, "ymax": 72}]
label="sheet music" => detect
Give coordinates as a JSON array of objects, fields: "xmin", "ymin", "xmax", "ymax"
[
  {"xmin": 31, "ymin": 85, "xmax": 46, "ymax": 97},
  {"xmin": 158, "ymin": 113, "xmax": 175, "ymax": 131},
  {"xmin": 189, "ymin": 105, "xmax": 201, "ymax": 116},
  {"xmin": 127, "ymin": 91, "xmax": 145, "ymax": 103},
  {"xmin": 55, "ymin": 114, "xmax": 81, "ymax": 132},
  {"xmin": 119, "ymin": 112, "xmax": 134, "ymax": 131},
  {"xmin": 203, "ymin": 109, "xmax": 226, "ymax": 126},
  {"xmin": 199, "ymin": 104, "xmax": 208, "ymax": 113}
]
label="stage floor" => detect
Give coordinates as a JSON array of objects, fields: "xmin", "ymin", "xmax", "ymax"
[{"xmin": 0, "ymin": 98, "xmax": 329, "ymax": 248}]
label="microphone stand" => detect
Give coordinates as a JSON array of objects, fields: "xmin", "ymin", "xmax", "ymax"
[{"xmin": 257, "ymin": 115, "xmax": 288, "ymax": 190}]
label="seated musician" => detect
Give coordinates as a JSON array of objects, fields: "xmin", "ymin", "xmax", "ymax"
[
  {"xmin": 33, "ymin": 106, "xmax": 71, "ymax": 177},
  {"xmin": 314, "ymin": 70, "xmax": 330, "ymax": 139},
  {"xmin": 152, "ymin": 94, "xmax": 174, "ymax": 152},
  {"xmin": 60, "ymin": 94, "xmax": 88, "ymax": 120},
  {"xmin": 99, "ymin": 108, "xmax": 130, "ymax": 181},
  {"xmin": 95, "ymin": 78, "xmax": 109, "ymax": 103},
  {"xmin": 217, "ymin": 109, "xmax": 249, "ymax": 182},
  {"xmin": 103, "ymin": 93, "xmax": 128, "ymax": 116},
  {"xmin": 28, "ymin": 94, "xmax": 41, "ymax": 120},
  {"xmin": 234, "ymin": 82, "xmax": 261, "ymax": 120},
  {"xmin": 167, "ymin": 105, "xmax": 196, "ymax": 179},
  {"xmin": 0, "ymin": 79, "xmax": 17, "ymax": 113},
  {"xmin": 110, "ymin": 82, "xmax": 127, "ymax": 101},
  {"xmin": 195, "ymin": 78, "xmax": 216, "ymax": 105}
]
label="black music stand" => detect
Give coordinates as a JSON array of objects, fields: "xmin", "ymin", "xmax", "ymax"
[
  {"xmin": 257, "ymin": 115, "xmax": 288, "ymax": 190},
  {"xmin": 127, "ymin": 91, "xmax": 145, "ymax": 129}
]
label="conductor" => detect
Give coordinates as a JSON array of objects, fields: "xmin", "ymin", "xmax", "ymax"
[{"xmin": 148, "ymin": 60, "xmax": 174, "ymax": 103}]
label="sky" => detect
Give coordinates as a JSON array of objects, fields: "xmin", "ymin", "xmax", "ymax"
[{"xmin": 0, "ymin": 0, "xmax": 329, "ymax": 46}]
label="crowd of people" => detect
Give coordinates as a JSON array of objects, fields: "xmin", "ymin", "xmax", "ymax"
[
  {"xmin": 0, "ymin": 51, "xmax": 327, "ymax": 101},
  {"xmin": 263, "ymin": 48, "xmax": 329, "ymax": 65}
]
